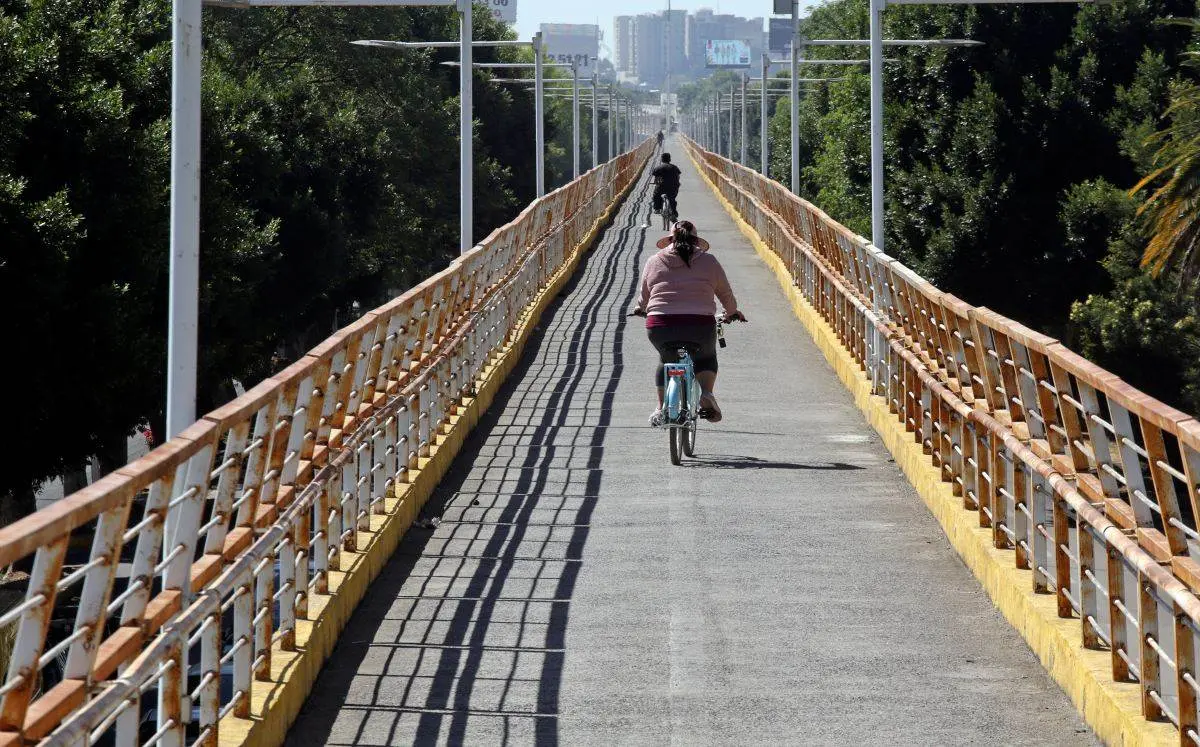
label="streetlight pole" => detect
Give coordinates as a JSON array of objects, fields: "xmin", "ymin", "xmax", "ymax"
[
  {"xmin": 614, "ymin": 95, "xmax": 620, "ymax": 153},
  {"xmin": 761, "ymin": 54, "xmax": 769, "ymax": 175},
  {"xmin": 534, "ymin": 32, "xmax": 545, "ymax": 196},
  {"xmin": 705, "ymin": 97, "xmax": 715, "ymax": 153},
  {"xmin": 608, "ymin": 84, "xmax": 615, "ymax": 158},
  {"xmin": 728, "ymin": 89, "xmax": 735, "ymax": 161},
  {"xmin": 705, "ymin": 97, "xmax": 715, "ymax": 154},
  {"xmin": 591, "ymin": 78, "xmax": 599, "ymax": 168},
  {"xmin": 791, "ymin": 0, "xmax": 802, "ymax": 195},
  {"xmin": 459, "ymin": 0, "xmax": 472, "ymax": 253},
  {"xmin": 572, "ymin": 62, "xmax": 580, "ymax": 178},
  {"xmin": 167, "ymin": 0, "xmax": 462, "ymax": 440},
  {"xmin": 869, "ymin": 0, "xmax": 886, "ymax": 250},
  {"xmin": 740, "ymin": 73, "xmax": 748, "ymax": 166},
  {"xmin": 167, "ymin": 0, "xmax": 201, "ymax": 440}
]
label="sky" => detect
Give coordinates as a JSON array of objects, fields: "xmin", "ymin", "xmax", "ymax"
[{"xmin": 511, "ymin": 1, "xmax": 800, "ymax": 54}]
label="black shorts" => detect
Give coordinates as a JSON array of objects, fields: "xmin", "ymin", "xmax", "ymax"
[{"xmin": 647, "ymin": 323, "xmax": 718, "ymax": 386}]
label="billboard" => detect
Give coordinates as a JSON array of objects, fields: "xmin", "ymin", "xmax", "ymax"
[
  {"xmin": 483, "ymin": 0, "xmax": 516, "ymax": 24},
  {"xmin": 769, "ymin": 18, "xmax": 792, "ymax": 53},
  {"xmin": 705, "ymin": 39, "xmax": 752, "ymax": 68},
  {"xmin": 540, "ymin": 23, "xmax": 599, "ymax": 74}
]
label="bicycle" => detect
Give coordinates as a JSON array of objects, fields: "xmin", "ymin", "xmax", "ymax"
[
  {"xmin": 660, "ymin": 194, "xmax": 678, "ymax": 231},
  {"xmin": 632, "ymin": 313, "xmax": 741, "ymax": 465},
  {"xmin": 661, "ymin": 338, "xmax": 702, "ymax": 465}
]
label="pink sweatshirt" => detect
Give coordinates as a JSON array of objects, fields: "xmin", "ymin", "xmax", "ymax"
[{"xmin": 637, "ymin": 246, "xmax": 738, "ymax": 319}]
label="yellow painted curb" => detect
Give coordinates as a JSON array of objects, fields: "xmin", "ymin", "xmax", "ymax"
[
  {"xmin": 218, "ymin": 167, "xmax": 647, "ymax": 747},
  {"xmin": 689, "ymin": 151, "xmax": 1175, "ymax": 747}
]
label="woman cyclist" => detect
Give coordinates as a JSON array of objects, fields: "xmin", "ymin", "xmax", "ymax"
[{"xmin": 631, "ymin": 220, "xmax": 746, "ymax": 425}]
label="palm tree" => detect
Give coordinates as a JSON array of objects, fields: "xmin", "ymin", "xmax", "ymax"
[{"xmin": 1131, "ymin": 19, "xmax": 1200, "ymax": 283}]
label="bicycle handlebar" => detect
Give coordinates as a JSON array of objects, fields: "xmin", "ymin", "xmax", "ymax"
[{"xmin": 628, "ymin": 309, "xmax": 745, "ymax": 322}]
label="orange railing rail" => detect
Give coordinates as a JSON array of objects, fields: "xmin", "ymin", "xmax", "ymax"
[
  {"xmin": 686, "ymin": 136, "xmax": 1200, "ymax": 744},
  {"xmin": 0, "ymin": 139, "xmax": 654, "ymax": 747}
]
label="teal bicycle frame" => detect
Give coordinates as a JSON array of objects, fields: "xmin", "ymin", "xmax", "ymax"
[
  {"xmin": 660, "ymin": 320, "xmax": 725, "ymax": 464},
  {"xmin": 663, "ymin": 349, "xmax": 700, "ymax": 426}
]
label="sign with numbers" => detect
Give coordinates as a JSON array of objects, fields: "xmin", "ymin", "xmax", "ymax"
[
  {"xmin": 540, "ymin": 23, "xmax": 599, "ymax": 73},
  {"xmin": 485, "ymin": 0, "xmax": 516, "ymax": 23}
]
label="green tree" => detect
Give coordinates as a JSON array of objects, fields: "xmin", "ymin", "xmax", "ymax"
[
  {"xmin": 0, "ymin": 1, "xmax": 565, "ymax": 522},
  {"xmin": 1130, "ymin": 18, "xmax": 1200, "ymax": 282}
]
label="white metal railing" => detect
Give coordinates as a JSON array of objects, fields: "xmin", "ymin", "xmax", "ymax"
[
  {"xmin": 0, "ymin": 138, "xmax": 654, "ymax": 747},
  {"xmin": 687, "ymin": 136, "xmax": 1200, "ymax": 744}
]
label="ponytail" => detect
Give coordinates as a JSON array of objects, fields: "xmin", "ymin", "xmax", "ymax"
[{"xmin": 672, "ymin": 225, "xmax": 696, "ymax": 267}]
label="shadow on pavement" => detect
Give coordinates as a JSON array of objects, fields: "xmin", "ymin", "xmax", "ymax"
[
  {"xmin": 682, "ymin": 455, "xmax": 865, "ymax": 471},
  {"xmin": 284, "ymin": 177, "xmax": 654, "ymax": 747}
]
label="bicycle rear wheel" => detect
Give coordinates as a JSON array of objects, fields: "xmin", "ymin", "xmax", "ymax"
[
  {"xmin": 669, "ymin": 427, "xmax": 682, "ymax": 465},
  {"xmin": 683, "ymin": 417, "xmax": 697, "ymax": 457}
]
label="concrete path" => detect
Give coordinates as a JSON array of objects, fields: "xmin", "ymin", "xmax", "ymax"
[{"xmin": 286, "ymin": 139, "xmax": 1096, "ymax": 746}]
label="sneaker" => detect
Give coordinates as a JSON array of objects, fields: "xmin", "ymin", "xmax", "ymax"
[
  {"xmin": 649, "ymin": 409, "xmax": 665, "ymax": 427},
  {"xmin": 699, "ymin": 394, "xmax": 722, "ymax": 423}
]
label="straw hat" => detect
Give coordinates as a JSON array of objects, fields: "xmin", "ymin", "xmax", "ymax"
[{"xmin": 655, "ymin": 220, "xmax": 711, "ymax": 251}]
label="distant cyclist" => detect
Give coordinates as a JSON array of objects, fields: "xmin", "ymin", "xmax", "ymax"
[
  {"xmin": 631, "ymin": 220, "xmax": 747, "ymax": 425},
  {"xmin": 656, "ymin": 130, "xmax": 664, "ymax": 149},
  {"xmin": 643, "ymin": 152, "xmax": 681, "ymax": 229}
]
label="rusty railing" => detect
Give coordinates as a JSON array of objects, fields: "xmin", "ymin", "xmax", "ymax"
[
  {"xmin": 0, "ymin": 139, "xmax": 654, "ymax": 747},
  {"xmin": 685, "ymin": 136, "xmax": 1200, "ymax": 744}
]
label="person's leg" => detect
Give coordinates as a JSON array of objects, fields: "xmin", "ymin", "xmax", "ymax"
[
  {"xmin": 647, "ymin": 327, "xmax": 675, "ymax": 423},
  {"xmin": 690, "ymin": 327, "xmax": 722, "ymax": 422}
]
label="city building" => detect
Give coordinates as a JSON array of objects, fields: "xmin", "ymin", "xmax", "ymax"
[
  {"xmin": 614, "ymin": 15, "xmax": 635, "ymax": 74},
  {"xmin": 631, "ymin": 10, "xmax": 687, "ymax": 89},
  {"xmin": 686, "ymin": 9, "xmax": 766, "ymax": 76},
  {"xmin": 611, "ymin": 9, "xmax": 765, "ymax": 87}
]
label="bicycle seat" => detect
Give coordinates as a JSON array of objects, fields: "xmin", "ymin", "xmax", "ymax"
[{"xmin": 663, "ymin": 341, "xmax": 702, "ymax": 360}]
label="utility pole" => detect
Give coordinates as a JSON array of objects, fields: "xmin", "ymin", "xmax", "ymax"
[
  {"xmin": 534, "ymin": 32, "xmax": 545, "ymax": 196},
  {"xmin": 608, "ymin": 84, "xmax": 615, "ymax": 158},
  {"xmin": 760, "ymin": 53, "xmax": 769, "ymax": 175},
  {"xmin": 791, "ymin": 0, "xmax": 801, "ymax": 195},
  {"xmin": 728, "ymin": 88, "xmax": 735, "ymax": 160},
  {"xmin": 572, "ymin": 61, "xmax": 580, "ymax": 177},
  {"xmin": 591, "ymin": 78, "xmax": 599, "ymax": 168},
  {"xmin": 740, "ymin": 73, "xmax": 748, "ymax": 165}
]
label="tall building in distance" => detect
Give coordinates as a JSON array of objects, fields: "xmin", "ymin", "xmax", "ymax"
[
  {"xmin": 611, "ymin": 8, "xmax": 765, "ymax": 88},
  {"xmin": 614, "ymin": 15, "xmax": 635, "ymax": 75},
  {"xmin": 686, "ymin": 9, "xmax": 765, "ymax": 76}
]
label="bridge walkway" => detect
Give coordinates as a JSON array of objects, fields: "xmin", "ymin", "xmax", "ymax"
[{"xmin": 285, "ymin": 141, "xmax": 1096, "ymax": 745}]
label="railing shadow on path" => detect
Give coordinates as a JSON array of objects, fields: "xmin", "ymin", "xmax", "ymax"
[
  {"xmin": 285, "ymin": 178, "xmax": 655, "ymax": 747},
  {"xmin": 680, "ymin": 455, "xmax": 865, "ymax": 471}
]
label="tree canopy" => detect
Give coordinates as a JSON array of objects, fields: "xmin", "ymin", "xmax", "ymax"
[
  {"xmin": 0, "ymin": 0, "xmax": 583, "ymax": 521},
  {"xmin": 754, "ymin": 0, "xmax": 1200, "ymax": 414}
]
